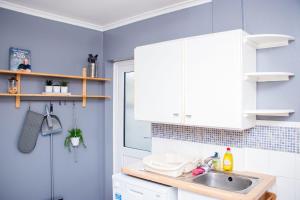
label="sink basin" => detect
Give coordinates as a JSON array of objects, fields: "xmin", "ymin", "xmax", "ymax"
[{"xmin": 193, "ymin": 171, "xmax": 259, "ymax": 194}]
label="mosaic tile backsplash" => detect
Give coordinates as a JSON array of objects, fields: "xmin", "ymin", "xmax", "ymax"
[{"xmin": 152, "ymin": 124, "xmax": 300, "ymax": 153}]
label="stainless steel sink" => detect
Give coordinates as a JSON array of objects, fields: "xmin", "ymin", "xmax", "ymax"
[{"xmin": 192, "ymin": 171, "xmax": 259, "ymax": 194}]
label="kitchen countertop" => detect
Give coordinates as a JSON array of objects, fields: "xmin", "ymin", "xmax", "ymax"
[{"xmin": 121, "ymin": 163, "xmax": 275, "ymax": 200}]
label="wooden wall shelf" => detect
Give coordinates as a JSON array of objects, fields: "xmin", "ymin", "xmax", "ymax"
[
  {"xmin": 0, "ymin": 93, "xmax": 110, "ymax": 98},
  {"xmin": 0, "ymin": 68, "xmax": 111, "ymax": 108},
  {"xmin": 0, "ymin": 69, "xmax": 111, "ymax": 81}
]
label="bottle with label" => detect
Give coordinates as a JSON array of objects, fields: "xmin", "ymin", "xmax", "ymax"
[
  {"xmin": 212, "ymin": 152, "xmax": 221, "ymax": 171},
  {"xmin": 223, "ymin": 147, "xmax": 233, "ymax": 171}
]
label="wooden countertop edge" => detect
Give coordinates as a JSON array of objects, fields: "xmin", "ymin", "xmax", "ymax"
[{"xmin": 121, "ymin": 167, "xmax": 276, "ymax": 200}]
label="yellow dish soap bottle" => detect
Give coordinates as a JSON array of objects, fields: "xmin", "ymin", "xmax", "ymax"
[{"xmin": 223, "ymin": 147, "xmax": 233, "ymax": 172}]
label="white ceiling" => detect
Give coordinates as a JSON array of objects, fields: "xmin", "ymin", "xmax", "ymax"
[{"xmin": 0, "ymin": 0, "xmax": 211, "ymax": 30}]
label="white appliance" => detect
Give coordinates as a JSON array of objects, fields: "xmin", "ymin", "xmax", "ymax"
[
  {"xmin": 112, "ymin": 173, "xmax": 177, "ymax": 200},
  {"xmin": 178, "ymin": 189, "xmax": 217, "ymax": 200}
]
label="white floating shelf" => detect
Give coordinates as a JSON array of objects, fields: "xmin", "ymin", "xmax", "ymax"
[
  {"xmin": 244, "ymin": 109, "xmax": 294, "ymax": 117},
  {"xmin": 246, "ymin": 34, "xmax": 295, "ymax": 49},
  {"xmin": 245, "ymin": 72, "xmax": 294, "ymax": 82}
]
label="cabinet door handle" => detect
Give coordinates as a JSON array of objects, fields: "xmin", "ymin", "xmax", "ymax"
[
  {"xmin": 129, "ymin": 189, "xmax": 143, "ymax": 196},
  {"xmin": 173, "ymin": 113, "xmax": 179, "ymax": 116},
  {"xmin": 185, "ymin": 114, "xmax": 192, "ymax": 118}
]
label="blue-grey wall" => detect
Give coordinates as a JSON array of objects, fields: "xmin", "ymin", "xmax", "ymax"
[
  {"xmin": 103, "ymin": 0, "xmax": 300, "ymax": 198},
  {"xmin": 1, "ymin": 0, "xmax": 299, "ymax": 199},
  {"xmin": 0, "ymin": 8, "xmax": 105, "ymax": 200}
]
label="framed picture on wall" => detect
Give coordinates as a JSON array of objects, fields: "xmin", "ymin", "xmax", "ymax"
[{"xmin": 9, "ymin": 47, "xmax": 32, "ymax": 72}]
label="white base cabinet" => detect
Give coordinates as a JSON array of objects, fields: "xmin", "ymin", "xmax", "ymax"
[{"xmin": 178, "ymin": 190, "xmax": 218, "ymax": 200}]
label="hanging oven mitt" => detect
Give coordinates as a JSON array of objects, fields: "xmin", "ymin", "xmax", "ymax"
[{"xmin": 18, "ymin": 110, "xmax": 44, "ymax": 153}]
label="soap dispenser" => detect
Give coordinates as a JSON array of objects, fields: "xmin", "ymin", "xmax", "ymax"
[{"xmin": 212, "ymin": 152, "xmax": 221, "ymax": 171}]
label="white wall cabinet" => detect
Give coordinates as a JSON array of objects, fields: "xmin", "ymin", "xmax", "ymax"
[
  {"xmin": 184, "ymin": 30, "xmax": 256, "ymax": 129},
  {"xmin": 134, "ymin": 29, "xmax": 294, "ymax": 130},
  {"xmin": 135, "ymin": 40, "xmax": 184, "ymax": 124}
]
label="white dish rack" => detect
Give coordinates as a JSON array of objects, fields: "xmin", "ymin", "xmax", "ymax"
[{"xmin": 143, "ymin": 153, "xmax": 201, "ymax": 177}]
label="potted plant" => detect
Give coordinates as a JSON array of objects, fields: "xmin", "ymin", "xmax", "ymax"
[
  {"xmin": 45, "ymin": 80, "xmax": 53, "ymax": 93},
  {"xmin": 64, "ymin": 128, "xmax": 87, "ymax": 151},
  {"xmin": 52, "ymin": 81, "xmax": 60, "ymax": 93},
  {"xmin": 60, "ymin": 80, "xmax": 69, "ymax": 94}
]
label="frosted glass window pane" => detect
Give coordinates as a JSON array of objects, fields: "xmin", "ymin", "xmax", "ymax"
[{"xmin": 124, "ymin": 72, "xmax": 151, "ymax": 151}]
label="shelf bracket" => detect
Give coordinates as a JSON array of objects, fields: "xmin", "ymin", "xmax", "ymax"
[
  {"xmin": 16, "ymin": 74, "xmax": 21, "ymax": 108},
  {"xmin": 82, "ymin": 67, "xmax": 87, "ymax": 108}
]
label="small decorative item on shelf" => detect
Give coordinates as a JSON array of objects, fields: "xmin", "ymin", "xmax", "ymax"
[
  {"xmin": 52, "ymin": 82, "xmax": 60, "ymax": 93},
  {"xmin": 60, "ymin": 80, "xmax": 69, "ymax": 94},
  {"xmin": 9, "ymin": 47, "xmax": 32, "ymax": 72},
  {"xmin": 8, "ymin": 77, "xmax": 18, "ymax": 94},
  {"xmin": 64, "ymin": 128, "xmax": 87, "ymax": 151},
  {"xmin": 44, "ymin": 80, "xmax": 53, "ymax": 93},
  {"xmin": 17, "ymin": 58, "xmax": 32, "ymax": 72},
  {"xmin": 87, "ymin": 54, "xmax": 98, "ymax": 78}
]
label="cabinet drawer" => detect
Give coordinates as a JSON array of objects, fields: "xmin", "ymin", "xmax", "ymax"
[{"xmin": 126, "ymin": 184, "xmax": 152, "ymax": 200}]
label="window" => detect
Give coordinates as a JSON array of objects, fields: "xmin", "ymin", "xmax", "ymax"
[{"xmin": 124, "ymin": 72, "xmax": 151, "ymax": 152}]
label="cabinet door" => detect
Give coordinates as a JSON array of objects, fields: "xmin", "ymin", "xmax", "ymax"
[
  {"xmin": 184, "ymin": 31, "xmax": 243, "ymax": 128},
  {"xmin": 135, "ymin": 40, "xmax": 183, "ymax": 124}
]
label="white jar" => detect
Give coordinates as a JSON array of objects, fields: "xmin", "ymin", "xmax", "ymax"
[
  {"xmin": 53, "ymin": 86, "xmax": 61, "ymax": 93},
  {"xmin": 60, "ymin": 86, "xmax": 68, "ymax": 94},
  {"xmin": 45, "ymin": 86, "xmax": 53, "ymax": 93}
]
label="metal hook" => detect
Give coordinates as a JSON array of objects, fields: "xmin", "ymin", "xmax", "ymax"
[{"xmin": 28, "ymin": 101, "xmax": 31, "ymax": 111}]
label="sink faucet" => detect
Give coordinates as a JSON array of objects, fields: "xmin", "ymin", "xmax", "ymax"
[
  {"xmin": 200, "ymin": 152, "xmax": 219, "ymax": 172},
  {"xmin": 201, "ymin": 157, "xmax": 214, "ymax": 170}
]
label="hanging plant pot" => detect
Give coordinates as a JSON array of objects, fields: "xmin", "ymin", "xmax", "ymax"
[
  {"xmin": 71, "ymin": 137, "xmax": 80, "ymax": 147},
  {"xmin": 64, "ymin": 103, "xmax": 87, "ymax": 156}
]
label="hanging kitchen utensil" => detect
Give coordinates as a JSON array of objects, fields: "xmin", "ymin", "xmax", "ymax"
[
  {"xmin": 41, "ymin": 103, "xmax": 64, "ymax": 200},
  {"xmin": 41, "ymin": 104, "xmax": 62, "ymax": 136},
  {"xmin": 18, "ymin": 107, "xmax": 44, "ymax": 153}
]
